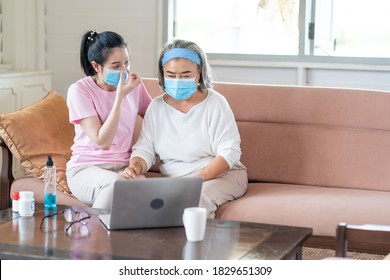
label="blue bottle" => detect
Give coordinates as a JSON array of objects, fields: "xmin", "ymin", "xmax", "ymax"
[{"xmin": 44, "ymin": 155, "xmax": 57, "ymax": 210}]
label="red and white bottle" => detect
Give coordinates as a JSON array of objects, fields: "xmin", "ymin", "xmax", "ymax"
[{"xmin": 12, "ymin": 192, "xmax": 19, "ymax": 212}]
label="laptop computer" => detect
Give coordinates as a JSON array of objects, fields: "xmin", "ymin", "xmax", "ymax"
[{"xmin": 99, "ymin": 177, "xmax": 203, "ymax": 230}]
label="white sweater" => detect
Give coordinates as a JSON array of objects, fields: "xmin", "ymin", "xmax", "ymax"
[{"xmin": 131, "ymin": 89, "xmax": 242, "ymax": 177}]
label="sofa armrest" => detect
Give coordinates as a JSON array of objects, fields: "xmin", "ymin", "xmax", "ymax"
[{"xmin": 0, "ymin": 136, "xmax": 13, "ymax": 210}]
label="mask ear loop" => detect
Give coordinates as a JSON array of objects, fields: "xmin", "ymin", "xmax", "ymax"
[
  {"xmin": 97, "ymin": 64, "xmax": 107, "ymax": 82},
  {"xmin": 195, "ymin": 70, "xmax": 202, "ymax": 89}
]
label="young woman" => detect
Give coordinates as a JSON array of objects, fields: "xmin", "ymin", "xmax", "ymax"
[
  {"xmin": 66, "ymin": 30, "xmax": 152, "ymax": 209},
  {"xmin": 124, "ymin": 39, "xmax": 248, "ymax": 218}
]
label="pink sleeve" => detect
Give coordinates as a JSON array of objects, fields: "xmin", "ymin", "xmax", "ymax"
[
  {"xmin": 137, "ymin": 80, "xmax": 152, "ymax": 117},
  {"xmin": 67, "ymin": 83, "xmax": 97, "ymax": 125}
]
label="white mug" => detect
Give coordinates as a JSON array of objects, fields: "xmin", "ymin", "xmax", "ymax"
[{"xmin": 182, "ymin": 207, "xmax": 207, "ymax": 242}]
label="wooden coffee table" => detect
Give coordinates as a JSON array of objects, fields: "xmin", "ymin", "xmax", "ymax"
[{"xmin": 0, "ymin": 205, "xmax": 312, "ymax": 260}]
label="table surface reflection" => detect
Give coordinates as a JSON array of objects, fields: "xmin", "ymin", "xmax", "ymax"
[{"xmin": 0, "ymin": 205, "xmax": 312, "ymax": 260}]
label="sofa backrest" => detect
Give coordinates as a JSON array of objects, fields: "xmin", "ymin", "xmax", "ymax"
[{"xmin": 142, "ymin": 78, "xmax": 390, "ymax": 192}]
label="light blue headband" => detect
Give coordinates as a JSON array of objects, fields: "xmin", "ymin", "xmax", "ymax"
[{"xmin": 161, "ymin": 48, "xmax": 201, "ymax": 65}]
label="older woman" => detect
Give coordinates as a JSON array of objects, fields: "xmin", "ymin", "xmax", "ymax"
[{"xmin": 124, "ymin": 39, "xmax": 247, "ymax": 218}]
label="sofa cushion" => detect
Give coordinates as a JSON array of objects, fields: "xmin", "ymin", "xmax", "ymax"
[
  {"xmin": 215, "ymin": 183, "xmax": 390, "ymax": 236},
  {"xmin": 11, "ymin": 177, "xmax": 88, "ymax": 207},
  {"xmin": 0, "ymin": 91, "xmax": 75, "ymax": 195}
]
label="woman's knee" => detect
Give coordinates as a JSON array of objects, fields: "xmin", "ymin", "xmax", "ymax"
[
  {"xmin": 199, "ymin": 171, "xmax": 248, "ymax": 218},
  {"xmin": 67, "ymin": 165, "xmax": 124, "ymax": 206},
  {"xmin": 92, "ymin": 181, "xmax": 117, "ymax": 209}
]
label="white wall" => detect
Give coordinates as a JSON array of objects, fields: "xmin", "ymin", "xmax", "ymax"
[
  {"xmin": 45, "ymin": 0, "xmax": 162, "ymax": 96},
  {"xmin": 210, "ymin": 60, "xmax": 390, "ymax": 91}
]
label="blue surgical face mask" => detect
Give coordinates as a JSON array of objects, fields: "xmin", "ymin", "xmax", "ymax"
[
  {"xmin": 164, "ymin": 77, "xmax": 197, "ymax": 100},
  {"xmin": 104, "ymin": 69, "xmax": 129, "ymax": 86}
]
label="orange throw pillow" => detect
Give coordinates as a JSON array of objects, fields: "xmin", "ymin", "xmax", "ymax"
[{"xmin": 0, "ymin": 91, "xmax": 75, "ymax": 195}]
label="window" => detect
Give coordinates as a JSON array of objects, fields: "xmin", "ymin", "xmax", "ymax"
[
  {"xmin": 315, "ymin": 0, "xmax": 390, "ymax": 58},
  {"xmin": 172, "ymin": 0, "xmax": 299, "ymax": 55},
  {"xmin": 167, "ymin": 0, "xmax": 390, "ymax": 60}
]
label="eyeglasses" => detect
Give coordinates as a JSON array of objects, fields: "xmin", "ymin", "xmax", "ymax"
[
  {"xmin": 65, "ymin": 222, "xmax": 90, "ymax": 239},
  {"xmin": 40, "ymin": 208, "xmax": 91, "ymax": 233}
]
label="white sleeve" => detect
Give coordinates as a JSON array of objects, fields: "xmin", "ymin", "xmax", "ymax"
[
  {"xmin": 130, "ymin": 104, "xmax": 157, "ymax": 170},
  {"xmin": 209, "ymin": 95, "xmax": 242, "ymax": 168}
]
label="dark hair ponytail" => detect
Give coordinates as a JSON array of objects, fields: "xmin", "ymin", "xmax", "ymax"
[{"xmin": 80, "ymin": 30, "xmax": 127, "ymax": 76}]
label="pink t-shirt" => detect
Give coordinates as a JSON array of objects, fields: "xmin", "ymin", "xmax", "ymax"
[{"xmin": 66, "ymin": 76, "xmax": 151, "ymax": 169}]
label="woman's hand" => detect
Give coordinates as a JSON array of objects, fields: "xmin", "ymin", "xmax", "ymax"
[
  {"xmin": 116, "ymin": 71, "xmax": 141, "ymax": 100},
  {"xmin": 123, "ymin": 157, "xmax": 147, "ymax": 179},
  {"xmin": 123, "ymin": 163, "xmax": 142, "ymax": 179}
]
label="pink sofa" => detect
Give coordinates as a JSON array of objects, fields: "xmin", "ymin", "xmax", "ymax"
[{"xmin": 2, "ymin": 79, "xmax": 390, "ymax": 253}]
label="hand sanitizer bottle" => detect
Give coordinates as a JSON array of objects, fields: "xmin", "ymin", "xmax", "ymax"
[{"xmin": 44, "ymin": 155, "xmax": 57, "ymax": 210}]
